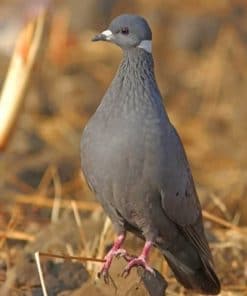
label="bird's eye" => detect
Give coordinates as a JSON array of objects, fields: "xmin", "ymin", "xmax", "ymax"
[{"xmin": 121, "ymin": 27, "xmax": 129, "ymax": 35}]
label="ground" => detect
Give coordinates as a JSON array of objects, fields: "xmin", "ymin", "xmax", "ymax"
[{"xmin": 0, "ymin": 1, "xmax": 246, "ymax": 295}]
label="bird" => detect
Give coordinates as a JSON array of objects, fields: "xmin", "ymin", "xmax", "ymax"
[{"xmin": 80, "ymin": 14, "xmax": 221, "ymax": 295}]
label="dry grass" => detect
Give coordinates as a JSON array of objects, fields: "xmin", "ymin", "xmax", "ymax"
[{"xmin": 0, "ymin": 0, "xmax": 246, "ymax": 295}]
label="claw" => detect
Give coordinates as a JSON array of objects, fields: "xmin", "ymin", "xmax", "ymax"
[
  {"xmin": 98, "ymin": 269, "xmax": 110, "ymax": 284},
  {"xmin": 121, "ymin": 255, "xmax": 155, "ymax": 278}
]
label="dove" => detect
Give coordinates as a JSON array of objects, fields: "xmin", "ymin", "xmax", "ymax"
[{"xmin": 80, "ymin": 14, "xmax": 220, "ymax": 294}]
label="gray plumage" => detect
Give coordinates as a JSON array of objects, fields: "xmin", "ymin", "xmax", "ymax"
[{"xmin": 81, "ymin": 14, "xmax": 220, "ymax": 294}]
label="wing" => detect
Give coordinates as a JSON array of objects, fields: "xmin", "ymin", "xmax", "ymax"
[
  {"xmin": 160, "ymin": 125, "xmax": 201, "ymax": 227},
  {"xmin": 160, "ymin": 125, "xmax": 214, "ymax": 261}
]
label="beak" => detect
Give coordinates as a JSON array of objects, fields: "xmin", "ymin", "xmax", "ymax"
[{"xmin": 92, "ymin": 29, "xmax": 113, "ymax": 42}]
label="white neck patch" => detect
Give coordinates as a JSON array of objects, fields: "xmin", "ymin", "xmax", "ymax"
[{"xmin": 137, "ymin": 40, "xmax": 152, "ymax": 53}]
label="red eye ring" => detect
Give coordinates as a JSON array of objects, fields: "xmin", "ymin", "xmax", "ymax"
[{"xmin": 121, "ymin": 27, "xmax": 129, "ymax": 35}]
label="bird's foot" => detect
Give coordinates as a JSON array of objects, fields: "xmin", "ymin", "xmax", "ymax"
[
  {"xmin": 98, "ymin": 248, "xmax": 130, "ymax": 283},
  {"xmin": 121, "ymin": 240, "xmax": 154, "ymax": 278},
  {"xmin": 121, "ymin": 254, "xmax": 155, "ymax": 278},
  {"xmin": 98, "ymin": 233, "xmax": 128, "ymax": 283}
]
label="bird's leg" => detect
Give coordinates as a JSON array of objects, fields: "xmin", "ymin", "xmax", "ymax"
[
  {"xmin": 98, "ymin": 233, "xmax": 129, "ymax": 282},
  {"xmin": 122, "ymin": 240, "xmax": 155, "ymax": 278}
]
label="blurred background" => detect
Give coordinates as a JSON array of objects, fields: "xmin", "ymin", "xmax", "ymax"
[{"xmin": 0, "ymin": 0, "xmax": 246, "ymax": 295}]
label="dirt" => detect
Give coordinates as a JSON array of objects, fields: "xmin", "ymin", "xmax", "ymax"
[{"xmin": 0, "ymin": 1, "xmax": 246, "ymax": 295}]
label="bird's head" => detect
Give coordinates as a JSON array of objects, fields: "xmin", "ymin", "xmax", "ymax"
[{"xmin": 92, "ymin": 14, "xmax": 152, "ymax": 53}]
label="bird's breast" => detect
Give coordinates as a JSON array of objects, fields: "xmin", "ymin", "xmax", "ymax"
[
  {"xmin": 81, "ymin": 103, "xmax": 170, "ymax": 197},
  {"xmin": 81, "ymin": 113, "xmax": 147, "ymax": 191}
]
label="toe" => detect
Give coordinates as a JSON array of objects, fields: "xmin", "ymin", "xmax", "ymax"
[
  {"xmin": 121, "ymin": 266, "xmax": 131, "ymax": 278},
  {"xmin": 115, "ymin": 248, "xmax": 127, "ymax": 257},
  {"xmin": 115, "ymin": 249, "xmax": 134, "ymax": 262},
  {"xmin": 103, "ymin": 271, "xmax": 110, "ymax": 284},
  {"xmin": 145, "ymin": 265, "xmax": 155, "ymax": 275},
  {"xmin": 98, "ymin": 267, "xmax": 110, "ymax": 284},
  {"xmin": 121, "ymin": 256, "xmax": 154, "ymax": 277}
]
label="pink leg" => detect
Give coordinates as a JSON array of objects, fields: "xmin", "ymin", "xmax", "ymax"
[
  {"xmin": 99, "ymin": 233, "xmax": 128, "ymax": 282},
  {"xmin": 122, "ymin": 240, "xmax": 155, "ymax": 278}
]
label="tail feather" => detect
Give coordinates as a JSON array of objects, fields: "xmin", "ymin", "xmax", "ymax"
[
  {"xmin": 158, "ymin": 230, "xmax": 221, "ymax": 295},
  {"xmin": 163, "ymin": 249, "xmax": 220, "ymax": 295}
]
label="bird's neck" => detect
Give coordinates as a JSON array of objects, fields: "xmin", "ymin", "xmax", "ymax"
[
  {"xmin": 111, "ymin": 48, "xmax": 158, "ymax": 101},
  {"xmin": 114, "ymin": 48, "xmax": 164, "ymax": 108},
  {"xmin": 119, "ymin": 48, "xmax": 155, "ymax": 80},
  {"xmin": 98, "ymin": 48, "xmax": 169, "ymax": 122}
]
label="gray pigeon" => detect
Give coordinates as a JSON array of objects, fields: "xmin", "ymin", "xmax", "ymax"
[{"xmin": 81, "ymin": 14, "xmax": 221, "ymax": 295}]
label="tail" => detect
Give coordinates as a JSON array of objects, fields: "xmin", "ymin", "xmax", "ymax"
[{"xmin": 159, "ymin": 232, "xmax": 221, "ymax": 295}]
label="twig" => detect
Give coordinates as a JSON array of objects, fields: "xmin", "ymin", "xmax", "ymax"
[
  {"xmin": 38, "ymin": 252, "xmax": 106, "ymax": 263},
  {"xmin": 34, "ymin": 252, "xmax": 48, "ymax": 296},
  {"xmin": 17, "ymin": 194, "xmax": 101, "ymax": 211},
  {"xmin": 221, "ymin": 285, "xmax": 247, "ymax": 291},
  {"xmin": 34, "ymin": 251, "xmax": 105, "ymax": 295},
  {"xmin": 97, "ymin": 217, "xmax": 112, "ymax": 260},
  {"xmin": 71, "ymin": 200, "xmax": 91, "ymax": 263},
  {"xmin": 202, "ymin": 210, "xmax": 246, "ymax": 233},
  {"xmin": 0, "ymin": 230, "xmax": 35, "ymax": 242},
  {"xmin": 0, "ymin": 10, "xmax": 47, "ymax": 150},
  {"xmin": 51, "ymin": 167, "xmax": 62, "ymax": 223},
  {"xmin": 0, "ymin": 206, "xmax": 20, "ymax": 248}
]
